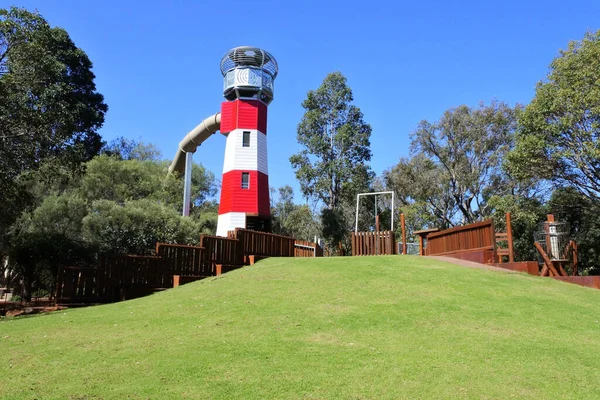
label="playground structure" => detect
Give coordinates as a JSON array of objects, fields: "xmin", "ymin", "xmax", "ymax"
[
  {"xmin": 349, "ymin": 208, "xmax": 600, "ymax": 289},
  {"xmin": 533, "ymin": 215, "xmax": 578, "ymax": 277},
  {"xmin": 414, "ymin": 213, "xmax": 596, "ymax": 288},
  {"xmin": 351, "ymin": 191, "xmax": 397, "ymax": 256},
  {"xmin": 168, "ymin": 46, "xmax": 278, "ymax": 236}
]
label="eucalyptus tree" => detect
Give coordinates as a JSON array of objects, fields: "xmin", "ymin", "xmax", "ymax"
[
  {"xmin": 0, "ymin": 7, "xmax": 107, "ymax": 235},
  {"xmin": 508, "ymin": 30, "xmax": 600, "ymax": 202},
  {"xmin": 290, "ymin": 72, "xmax": 373, "ymax": 248}
]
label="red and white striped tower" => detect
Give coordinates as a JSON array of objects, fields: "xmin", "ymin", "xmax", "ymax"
[{"xmin": 216, "ymin": 47, "xmax": 278, "ymax": 236}]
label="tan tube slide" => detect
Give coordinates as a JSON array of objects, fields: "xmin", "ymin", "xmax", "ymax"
[{"xmin": 168, "ymin": 113, "xmax": 221, "ymax": 174}]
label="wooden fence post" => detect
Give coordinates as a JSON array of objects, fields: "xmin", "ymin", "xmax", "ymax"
[
  {"xmin": 506, "ymin": 212, "xmax": 514, "ymax": 262},
  {"xmin": 401, "ymin": 213, "xmax": 406, "ymax": 255}
]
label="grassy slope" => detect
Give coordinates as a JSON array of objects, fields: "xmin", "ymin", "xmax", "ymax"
[{"xmin": 1, "ymin": 256, "xmax": 600, "ymax": 399}]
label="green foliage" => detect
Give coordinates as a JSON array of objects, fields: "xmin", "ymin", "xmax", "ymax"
[
  {"xmin": 290, "ymin": 72, "xmax": 373, "ymax": 249},
  {"xmin": 83, "ymin": 199, "xmax": 203, "ymax": 255},
  {"xmin": 74, "ymin": 153, "xmax": 216, "ymax": 256},
  {"xmin": 271, "ymin": 186, "xmax": 320, "ymax": 241},
  {"xmin": 386, "ymin": 154, "xmax": 456, "ymax": 229},
  {"xmin": 101, "ymin": 137, "xmax": 162, "ymax": 161},
  {"xmin": 488, "ymin": 194, "xmax": 547, "ymax": 262},
  {"xmin": 385, "ymin": 101, "xmax": 519, "ymax": 228},
  {"xmin": 79, "ymin": 154, "xmax": 216, "ymax": 212},
  {"xmin": 284, "ymin": 205, "xmax": 321, "ymax": 241},
  {"xmin": 507, "ymin": 30, "xmax": 600, "ymax": 201},
  {"xmin": 5, "ymin": 154, "xmax": 217, "ymax": 296},
  {"xmin": 0, "ymin": 6, "xmax": 106, "ymax": 236},
  {"xmin": 189, "ymin": 201, "xmax": 219, "ymax": 235},
  {"xmin": 290, "ymin": 72, "xmax": 373, "ymax": 210},
  {"xmin": 79, "ymin": 155, "xmax": 165, "ymax": 204},
  {"xmin": 162, "ymin": 162, "xmax": 217, "ymax": 212},
  {"xmin": 548, "ymin": 187, "xmax": 600, "ymax": 275},
  {"xmin": 8, "ymin": 194, "xmax": 90, "ymax": 300}
]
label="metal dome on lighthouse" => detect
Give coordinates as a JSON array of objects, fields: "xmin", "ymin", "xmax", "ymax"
[
  {"xmin": 216, "ymin": 46, "xmax": 278, "ymax": 236},
  {"xmin": 220, "ymin": 46, "xmax": 278, "ymax": 104}
]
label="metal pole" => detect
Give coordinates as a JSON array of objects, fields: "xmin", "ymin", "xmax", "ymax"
[
  {"xmin": 401, "ymin": 213, "xmax": 406, "ymax": 254},
  {"xmin": 182, "ymin": 152, "xmax": 193, "ymax": 216},
  {"xmin": 355, "ymin": 191, "xmax": 395, "ymax": 233},
  {"xmin": 391, "ymin": 191, "xmax": 395, "ymax": 232},
  {"xmin": 374, "ymin": 195, "xmax": 377, "ymax": 229}
]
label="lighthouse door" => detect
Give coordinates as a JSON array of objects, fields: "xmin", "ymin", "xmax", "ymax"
[{"xmin": 246, "ymin": 216, "xmax": 272, "ymax": 233}]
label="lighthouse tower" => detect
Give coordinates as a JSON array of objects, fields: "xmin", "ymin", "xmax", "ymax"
[{"xmin": 216, "ymin": 47, "xmax": 278, "ymax": 237}]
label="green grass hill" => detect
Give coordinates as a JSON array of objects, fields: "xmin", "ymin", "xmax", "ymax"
[{"xmin": 2, "ymin": 256, "xmax": 600, "ymax": 399}]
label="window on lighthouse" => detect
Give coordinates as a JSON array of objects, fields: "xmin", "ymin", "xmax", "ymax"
[
  {"xmin": 241, "ymin": 172, "xmax": 250, "ymax": 189},
  {"xmin": 242, "ymin": 131, "xmax": 250, "ymax": 147}
]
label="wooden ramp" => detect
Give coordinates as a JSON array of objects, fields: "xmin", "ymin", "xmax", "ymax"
[{"xmin": 426, "ymin": 256, "xmax": 519, "ymax": 273}]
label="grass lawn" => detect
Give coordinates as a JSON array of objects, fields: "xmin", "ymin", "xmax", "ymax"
[{"xmin": 2, "ymin": 255, "xmax": 600, "ymax": 399}]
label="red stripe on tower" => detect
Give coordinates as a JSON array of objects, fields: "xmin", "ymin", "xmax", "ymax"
[
  {"xmin": 220, "ymin": 100, "xmax": 267, "ymax": 135},
  {"xmin": 219, "ymin": 170, "xmax": 270, "ymax": 215}
]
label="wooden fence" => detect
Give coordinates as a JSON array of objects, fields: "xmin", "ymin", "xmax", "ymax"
[
  {"xmin": 351, "ymin": 231, "xmax": 396, "ymax": 256},
  {"xmin": 156, "ymin": 243, "xmax": 210, "ymax": 276},
  {"xmin": 56, "ymin": 255, "xmax": 166, "ymax": 304},
  {"xmin": 235, "ymin": 229, "xmax": 296, "ymax": 258},
  {"xmin": 57, "ymin": 230, "xmax": 323, "ymax": 304},
  {"xmin": 294, "ymin": 240, "xmax": 324, "ymax": 257},
  {"xmin": 200, "ymin": 235, "xmax": 243, "ymax": 267},
  {"xmin": 56, "ymin": 267, "xmax": 112, "ymax": 304},
  {"xmin": 426, "ymin": 220, "xmax": 495, "ymax": 259}
]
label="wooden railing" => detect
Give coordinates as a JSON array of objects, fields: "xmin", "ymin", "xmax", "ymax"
[
  {"xmin": 57, "ymin": 230, "xmax": 324, "ymax": 304},
  {"xmin": 156, "ymin": 243, "xmax": 209, "ymax": 276},
  {"xmin": 426, "ymin": 220, "xmax": 495, "ymax": 256},
  {"xmin": 57, "ymin": 255, "xmax": 167, "ymax": 304},
  {"xmin": 294, "ymin": 240, "xmax": 324, "ymax": 257},
  {"xmin": 234, "ymin": 229, "xmax": 296, "ymax": 258},
  {"xmin": 100, "ymin": 255, "xmax": 167, "ymax": 287},
  {"xmin": 200, "ymin": 235, "xmax": 243, "ymax": 266},
  {"xmin": 55, "ymin": 267, "xmax": 111, "ymax": 303},
  {"xmin": 495, "ymin": 212, "xmax": 514, "ymax": 263},
  {"xmin": 351, "ymin": 231, "xmax": 396, "ymax": 256}
]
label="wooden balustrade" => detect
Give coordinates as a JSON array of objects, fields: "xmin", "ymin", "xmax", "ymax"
[
  {"xmin": 351, "ymin": 231, "xmax": 396, "ymax": 256},
  {"xmin": 426, "ymin": 220, "xmax": 495, "ymax": 256}
]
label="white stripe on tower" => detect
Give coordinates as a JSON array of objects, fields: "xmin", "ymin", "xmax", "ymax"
[
  {"xmin": 221, "ymin": 129, "xmax": 268, "ymax": 175},
  {"xmin": 216, "ymin": 212, "xmax": 246, "ymax": 237}
]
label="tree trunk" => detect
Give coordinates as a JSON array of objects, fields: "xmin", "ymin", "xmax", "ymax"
[{"xmin": 22, "ymin": 275, "xmax": 32, "ymax": 302}]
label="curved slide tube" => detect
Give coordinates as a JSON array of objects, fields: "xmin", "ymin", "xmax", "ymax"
[{"xmin": 168, "ymin": 113, "xmax": 221, "ymax": 175}]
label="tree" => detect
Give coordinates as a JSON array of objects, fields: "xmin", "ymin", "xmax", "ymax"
[
  {"xmin": 385, "ymin": 154, "xmax": 456, "ymax": 230},
  {"xmin": 102, "ymin": 137, "xmax": 162, "ymax": 162},
  {"xmin": 507, "ymin": 30, "xmax": 600, "ymax": 201},
  {"xmin": 487, "ymin": 193, "xmax": 547, "ymax": 262},
  {"xmin": 290, "ymin": 72, "xmax": 373, "ymax": 249},
  {"xmin": 284, "ymin": 205, "xmax": 321, "ymax": 241},
  {"xmin": 79, "ymin": 154, "xmax": 217, "ymax": 213},
  {"xmin": 0, "ymin": 7, "xmax": 107, "ymax": 235},
  {"xmin": 6, "ymin": 153, "xmax": 217, "ymax": 298},
  {"xmin": 271, "ymin": 185, "xmax": 296, "ymax": 235},
  {"xmin": 548, "ymin": 187, "xmax": 600, "ymax": 275},
  {"xmin": 384, "ymin": 101, "xmax": 518, "ymax": 227},
  {"xmin": 82, "ymin": 199, "xmax": 204, "ymax": 255},
  {"xmin": 271, "ymin": 185, "xmax": 321, "ymax": 240},
  {"xmin": 290, "ymin": 72, "xmax": 373, "ymax": 210},
  {"xmin": 7, "ymin": 194, "xmax": 90, "ymax": 301}
]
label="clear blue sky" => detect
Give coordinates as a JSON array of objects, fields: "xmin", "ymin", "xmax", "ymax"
[{"xmin": 9, "ymin": 0, "xmax": 600, "ymax": 202}]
